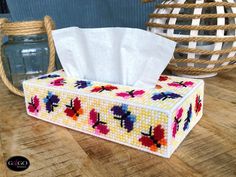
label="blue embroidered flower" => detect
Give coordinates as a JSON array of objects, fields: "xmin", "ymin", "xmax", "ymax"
[
  {"xmin": 74, "ymin": 80, "xmax": 92, "ymax": 89},
  {"xmin": 152, "ymin": 92, "xmax": 182, "ymax": 101},
  {"xmin": 43, "ymin": 92, "xmax": 60, "ymax": 113}
]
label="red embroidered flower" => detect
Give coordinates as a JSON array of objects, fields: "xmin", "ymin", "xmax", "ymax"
[
  {"xmin": 91, "ymin": 85, "xmax": 118, "ymax": 93},
  {"xmin": 139, "ymin": 136, "xmax": 154, "ymax": 147},
  {"xmin": 195, "ymin": 95, "xmax": 202, "ymax": 115},
  {"xmin": 139, "ymin": 124, "xmax": 167, "ymax": 152},
  {"xmin": 64, "ymin": 97, "xmax": 83, "ymax": 121},
  {"xmin": 159, "ymin": 75, "xmax": 168, "ymax": 81},
  {"xmin": 89, "ymin": 109, "xmax": 109, "ymax": 135},
  {"xmin": 50, "ymin": 78, "xmax": 66, "ymax": 86},
  {"xmin": 28, "ymin": 95, "xmax": 41, "ymax": 115}
]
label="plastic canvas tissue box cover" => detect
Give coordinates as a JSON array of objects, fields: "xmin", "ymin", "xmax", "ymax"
[{"xmin": 23, "ymin": 70, "xmax": 204, "ymax": 158}]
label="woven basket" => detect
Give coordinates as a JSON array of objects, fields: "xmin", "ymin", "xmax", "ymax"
[{"xmin": 147, "ymin": 0, "xmax": 236, "ymax": 77}]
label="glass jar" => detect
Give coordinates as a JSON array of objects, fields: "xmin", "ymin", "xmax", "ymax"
[{"xmin": 2, "ymin": 34, "xmax": 49, "ymax": 90}]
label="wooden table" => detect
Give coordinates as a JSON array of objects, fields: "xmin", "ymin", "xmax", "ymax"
[{"xmin": 0, "ymin": 71, "xmax": 235, "ymax": 177}]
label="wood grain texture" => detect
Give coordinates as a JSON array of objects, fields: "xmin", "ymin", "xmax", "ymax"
[{"xmin": 0, "ymin": 70, "xmax": 235, "ymax": 177}]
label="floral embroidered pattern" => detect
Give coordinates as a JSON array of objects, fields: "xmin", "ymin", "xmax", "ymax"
[
  {"xmin": 50, "ymin": 78, "xmax": 66, "ymax": 86},
  {"xmin": 28, "ymin": 95, "xmax": 40, "ymax": 115},
  {"xmin": 152, "ymin": 92, "xmax": 182, "ymax": 101},
  {"xmin": 168, "ymin": 81, "xmax": 194, "ymax": 88},
  {"xmin": 159, "ymin": 75, "xmax": 169, "ymax": 81},
  {"xmin": 183, "ymin": 104, "xmax": 193, "ymax": 131},
  {"xmin": 75, "ymin": 80, "xmax": 92, "ymax": 89},
  {"xmin": 116, "ymin": 90, "xmax": 145, "ymax": 99},
  {"xmin": 172, "ymin": 107, "xmax": 183, "ymax": 138},
  {"xmin": 195, "ymin": 95, "xmax": 202, "ymax": 115},
  {"xmin": 111, "ymin": 104, "xmax": 136, "ymax": 132},
  {"xmin": 64, "ymin": 97, "xmax": 83, "ymax": 121},
  {"xmin": 38, "ymin": 74, "xmax": 60, "ymax": 79},
  {"xmin": 89, "ymin": 109, "xmax": 109, "ymax": 135},
  {"xmin": 139, "ymin": 125, "xmax": 167, "ymax": 151},
  {"xmin": 23, "ymin": 68, "xmax": 205, "ymax": 158},
  {"xmin": 91, "ymin": 85, "xmax": 118, "ymax": 93},
  {"xmin": 155, "ymin": 84, "xmax": 162, "ymax": 89},
  {"xmin": 43, "ymin": 92, "xmax": 60, "ymax": 113}
]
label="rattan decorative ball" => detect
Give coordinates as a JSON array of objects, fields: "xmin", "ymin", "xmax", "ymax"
[{"xmin": 147, "ymin": 0, "xmax": 236, "ymax": 77}]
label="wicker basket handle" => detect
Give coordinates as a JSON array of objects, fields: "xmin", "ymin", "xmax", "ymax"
[{"xmin": 0, "ymin": 16, "xmax": 56, "ymax": 97}]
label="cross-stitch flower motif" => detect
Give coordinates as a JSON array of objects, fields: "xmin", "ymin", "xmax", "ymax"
[
  {"xmin": 159, "ymin": 75, "xmax": 169, "ymax": 81},
  {"xmin": 43, "ymin": 92, "xmax": 60, "ymax": 113},
  {"xmin": 155, "ymin": 84, "xmax": 162, "ymax": 89},
  {"xmin": 50, "ymin": 78, "xmax": 66, "ymax": 86},
  {"xmin": 75, "ymin": 80, "xmax": 92, "ymax": 89},
  {"xmin": 195, "ymin": 95, "xmax": 202, "ymax": 115},
  {"xmin": 168, "ymin": 81, "xmax": 194, "ymax": 88},
  {"xmin": 152, "ymin": 92, "xmax": 182, "ymax": 101},
  {"xmin": 139, "ymin": 125, "xmax": 167, "ymax": 152},
  {"xmin": 89, "ymin": 109, "xmax": 109, "ymax": 135},
  {"xmin": 28, "ymin": 95, "xmax": 41, "ymax": 115},
  {"xmin": 91, "ymin": 85, "xmax": 118, "ymax": 93},
  {"xmin": 38, "ymin": 74, "xmax": 60, "ymax": 79},
  {"xmin": 64, "ymin": 97, "xmax": 83, "ymax": 121},
  {"xmin": 172, "ymin": 107, "xmax": 183, "ymax": 138},
  {"xmin": 183, "ymin": 104, "xmax": 193, "ymax": 131},
  {"xmin": 116, "ymin": 90, "xmax": 145, "ymax": 99},
  {"xmin": 111, "ymin": 104, "xmax": 136, "ymax": 132}
]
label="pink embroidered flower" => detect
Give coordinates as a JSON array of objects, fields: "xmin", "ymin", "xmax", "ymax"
[
  {"xmin": 168, "ymin": 81, "xmax": 194, "ymax": 88},
  {"xmin": 50, "ymin": 78, "xmax": 66, "ymax": 86},
  {"xmin": 116, "ymin": 90, "xmax": 145, "ymax": 99},
  {"xmin": 172, "ymin": 107, "xmax": 183, "ymax": 138},
  {"xmin": 28, "ymin": 95, "xmax": 41, "ymax": 116},
  {"xmin": 89, "ymin": 109, "xmax": 109, "ymax": 135},
  {"xmin": 176, "ymin": 107, "xmax": 183, "ymax": 118}
]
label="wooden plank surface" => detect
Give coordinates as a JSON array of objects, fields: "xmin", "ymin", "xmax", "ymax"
[{"xmin": 0, "ymin": 70, "xmax": 235, "ymax": 177}]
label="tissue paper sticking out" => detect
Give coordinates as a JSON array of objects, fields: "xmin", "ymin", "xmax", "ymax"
[{"xmin": 52, "ymin": 27, "xmax": 176, "ymax": 88}]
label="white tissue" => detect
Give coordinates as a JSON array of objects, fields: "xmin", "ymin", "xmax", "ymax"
[{"xmin": 52, "ymin": 27, "xmax": 176, "ymax": 88}]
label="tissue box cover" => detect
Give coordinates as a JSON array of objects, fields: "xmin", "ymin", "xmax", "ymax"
[{"xmin": 23, "ymin": 70, "xmax": 204, "ymax": 158}]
